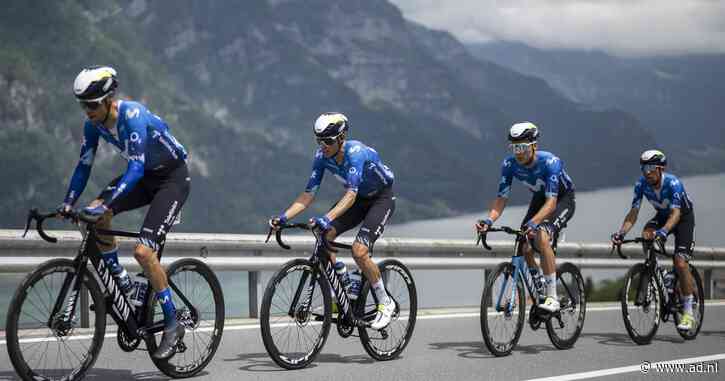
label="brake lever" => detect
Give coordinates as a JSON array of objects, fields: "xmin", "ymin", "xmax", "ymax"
[{"xmin": 22, "ymin": 209, "xmax": 36, "ymax": 238}]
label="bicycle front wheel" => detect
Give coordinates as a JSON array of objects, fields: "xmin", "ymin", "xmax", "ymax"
[
  {"xmin": 147, "ymin": 258, "xmax": 225, "ymax": 378},
  {"xmin": 676, "ymin": 265, "xmax": 705, "ymax": 340},
  {"xmin": 260, "ymin": 258, "xmax": 331, "ymax": 370},
  {"xmin": 481, "ymin": 262, "xmax": 525, "ymax": 357},
  {"xmin": 358, "ymin": 259, "xmax": 417, "ymax": 361},
  {"xmin": 6, "ymin": 258, "xmax": 107, "ymax": 381},
  {"xmin": 546, "ymin": 262, "xmax": 586, "ymax": 349},
  {"xmin": 621, "ymin": 263, "xmax": 661, "ymax": 345}
]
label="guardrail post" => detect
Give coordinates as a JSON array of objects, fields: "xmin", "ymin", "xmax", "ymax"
[
  {"xmin": 703, "ymin": 269, "xmax": 713, "ymax": 300},
  {"xmin": 249, "ymin": 270, "xmax": 260, "ymax": 318},
  {"xmin": 80, "ymin": 284, "xmax": 89, "ymax": 328}
]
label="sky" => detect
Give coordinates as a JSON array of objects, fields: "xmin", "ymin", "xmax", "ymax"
[{"xmin": 389, "ymin": 0, "xmax": 725, "ymax": 57}]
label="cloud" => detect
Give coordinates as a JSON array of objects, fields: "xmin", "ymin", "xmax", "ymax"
[{"xmin": 390, "ymin": 0, "xmax": 725, "ymax": 57}]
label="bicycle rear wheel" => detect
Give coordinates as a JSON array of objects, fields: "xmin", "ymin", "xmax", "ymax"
[
  {"xmin": 481, "ymin": 262, "xmax": 525, "ymax": 357},
  {"xmin": 675, "ymin": 265, "xmax": 705, "ymax": 340},
  {"xmin": 260, "ymin": 258, "xmax": 331, "ymax": 370},
  {"xmin": 546, "ymin": 262, "xmax": 586, "ymax": 349},
  {"xmin": 358, "ymin": 259, "xmax": 417, "ymax": 361},
  {"xmin": 147, "ymin": 258, "xmax": 225, "ymax": 378},
  {"xmin": 6, "ymin": 258, "xmax": 106, "ymax": 381},
  {"xmin": 621, "ymin": 263, "xmax": 660, "ymax": 345}
]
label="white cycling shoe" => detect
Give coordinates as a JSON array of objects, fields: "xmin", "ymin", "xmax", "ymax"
[
  {"xmin": 370, "ymin": 298, "xmax": 396, "ymax": 330},
  {"xmin": 538, "ymin": 296, "xmax": 560, "ymax": 313}
]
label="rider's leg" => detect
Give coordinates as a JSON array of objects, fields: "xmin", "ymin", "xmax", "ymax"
[
  {"xmin": 672, "ymin": 213, "xmax": 696, "ymax": 317},
  {"xmin": 352, "ymin": 241, "xmax": 388, "ymax": 304}
]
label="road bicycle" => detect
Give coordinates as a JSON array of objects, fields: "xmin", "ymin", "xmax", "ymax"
[
  {"xmin": 478, "ymin": 225, "xmax": 586, "ymax": 356},
  {"xmin": 612, "ymin": 237, "xmax": 704, "ymax": 344},
  {"xmin": 5, "ymin": 208, "xmax": 225, "ymax": 380},
  {"xmin": 260, "ymin": 222, "xmax": 417, "ymax": 369}
]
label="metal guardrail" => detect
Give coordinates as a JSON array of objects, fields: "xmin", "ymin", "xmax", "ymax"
[{"xmin": 2, "ymin": 229, "xmax": 725, "ymax": 318}]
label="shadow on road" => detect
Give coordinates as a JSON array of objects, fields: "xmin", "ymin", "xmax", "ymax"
[
  {"xmin": 579, "ymin": 332, "xmax": 684, "ymax": 346},
  {"xmin": 0, "ymin": 368, "xmax": 190, "ymax": 381},
  {"xmin": 224, "ymin": 351, "xmax": 375, "ymax": 372},
  {"xmin": 427, "ymin": 341, "xmax": 559, "ymax": 359}
]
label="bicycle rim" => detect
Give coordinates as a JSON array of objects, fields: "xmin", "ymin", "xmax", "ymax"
[
  {"xmin": 6, "ymin": 258, "xmax": 106, "ymax": 381},
  {"xmin": 358, "ymin": 259, "xmax": 417, "ymax": 361},
  {"xmin": 621, "ymin": 263, "xmax": 660, "ymax": 345},
  {"xmin": 546, "ymin": 262, "xmax": 586, "ymax": 349},
  {"xmin": 147, "ymin": 258, "xmax": 225, "ymax": 377},
  {"xmin": 481, "ymin": 262, "xmax": 525, "ymax": 357},
  {"xmin": 260, "ymin": 259, "xmax": 331, "ymax": 369}
]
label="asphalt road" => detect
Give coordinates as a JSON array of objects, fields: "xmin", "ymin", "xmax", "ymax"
[{"xmin": 1, "ymin": 302, "xmax": 724, "ymax": 381}]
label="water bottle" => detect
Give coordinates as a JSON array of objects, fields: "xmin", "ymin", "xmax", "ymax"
[
  {"xmin": 529, "ymin": 268, "xmax": 545, "ymax": 299},
  {"xmin": 663, "ymin": 269, "xmax": 676, "ymax": 295},
  {"xmin": 129, "ymin": 274, "xmax": 149, "ymax": 315},
  {"xmin": 109, "ymin": 264, "xmax": 133, "ymax": 295},
  {"xmin": 334, "ymin": 261, "xmax": 351, "ymax": 291},
  {"xmin": 348, "ymin": 270, "xmax": 363, "ymax": 301}
]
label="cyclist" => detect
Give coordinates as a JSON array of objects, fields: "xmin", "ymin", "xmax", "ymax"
[
  {"xmin": 611, "ymin": 150, "xmax": 696, "ymax": 331},
  {"xmin": 269, "ymin": 112, "xmax": 396, "ymax": 330},
  {"xmin": 60, "ymin": 66, "xmax": 190, "ymax": 359},
  {"xmin": 475, "ymin": 122, "xmax": 575, "ymax": 313}
]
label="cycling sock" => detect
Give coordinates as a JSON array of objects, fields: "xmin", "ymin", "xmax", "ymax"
[
  {"xmin": 372, "ymin": 279, "xmax": 390, "ymax": 305},
  {"xmin": 156, "ymin": 287, "xmax": 178, "ymax": 327},
  {"xmin": 545, "ymin": 274, "xmax": 557, "ymax": 299},
  {"xmin": 683, "ymin": 294, "xmax": 694, "ymax": 315}
]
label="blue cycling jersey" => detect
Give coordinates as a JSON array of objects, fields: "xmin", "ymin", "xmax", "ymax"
[
  {"xmin": 497, "ymin": 151, "xmax": 575, "ymax": 199},
  {"xmin": 631, "ymin": 173, "xmax": 693, "ymax": 216},
  {"xmin": 64, "ymin": 100, "xmax": 187, "ymax": 206},
  {"xmin": 305, "ymin": 140, "xmax": 394, "ymax": 198}
]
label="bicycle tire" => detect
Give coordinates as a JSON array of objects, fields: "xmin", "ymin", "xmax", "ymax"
[
  {"xmin": 358, "ymin": 259, "xmax": 417, "ymax": 361},
  {"xmin": 481, "ymin": 262, "xmax": 525, "ymax": 357},
  {"xmin": 620, "ymin": 263, "xmax": 661, "ymax": 345},
  {"xmin": 675, "ymin": 265, "xmax": 705, "ymax": 340},
  {"xmin": 147, "ymin": 258, "xmax": 225, "ymax": 378},
  {"xmin": 260, "ymin": 258, "xmax": 331, "ymax": 370},
  {"xmin": 546, "ymin": 262, "xmax": 586, "ymax": 349},
  {"xmin": 6, "ymin": 258, "xmax": 107, "ymax": 381}
]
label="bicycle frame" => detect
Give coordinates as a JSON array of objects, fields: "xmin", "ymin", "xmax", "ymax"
[
  {"xmin": 269, "ymin": 224, "xmax": 376, "ymax": 328},
  {"xmin": 24, "ymin": 209, "xmax": 196, "ymax": 342}
]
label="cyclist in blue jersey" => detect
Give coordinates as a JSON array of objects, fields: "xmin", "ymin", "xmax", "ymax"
[
  {"xmin": 475, "ymin": 122, "xmax": 576, "ymax": 313},
  {"xmin": 269, "ymin": 112, "xmax": 397, "ymax": 330},
  {"xmin": 59, "ymin": 66, "xmax": 189, "ymax": 359},
  {"xmin": 611, "ymin": 150, "xmax": 696, "ymax": 330}
]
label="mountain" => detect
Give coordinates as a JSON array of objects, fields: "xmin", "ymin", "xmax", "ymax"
[
  {"xmin": 467, "ymin": 41, "xmax": 725, "ymax": 172},
  {"xmin": 0, "ymin": 0, "xmax": 654, "ymax": 233}
]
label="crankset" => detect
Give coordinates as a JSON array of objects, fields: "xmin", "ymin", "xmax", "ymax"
[
  {"xmin": 117, "ymin": 329, "xmax": 141, "ymax": 352},
  {"xmin": 528, "ymin": 305, "xmax": 542, "ymax": 330}
]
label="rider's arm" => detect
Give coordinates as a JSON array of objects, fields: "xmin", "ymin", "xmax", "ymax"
[
  {"xmin": 102, "ymin": 106, "xmax": 146, "ymax": 206},
  {"xmin": 619, "ymin": 179, "xmax": 645, "ymax": 234},
  {"xmin": 325, "ymin": 190, "xmax": 357, "ymax": 220},
  {"xmin": 487, "ymin": 197, "xmax": 507, "ymax": 222},
  {"xmin": 619, "ymin": 207, "xmax": 640, "ymax": 235},
  {"xmin": 530, "ymin": 197, "xmax": 557, "ymax": 226},
  {"xmin": 64, "ymin": 123, "xmax": 100, "ymax": 205},
  {"xmin": 490, "ymin": 158, "xmax": 515, "ymax": 221},
  {"xmin": 662, "ymin": 207, "xmax": 681, "ymax": 233},
  {"xmin": 282, "ymin": 191, "xmax": 315, "ymax": 220}
]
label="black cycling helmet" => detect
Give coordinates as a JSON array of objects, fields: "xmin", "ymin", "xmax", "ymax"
[
  {"xmin": 73, "ymin": 66, "xmax": 118, "ymax": 102},
  {"xmin": 640, "ymin": 149, "xmax": 667, "ymax": 166},
  {"xmin": 313, "ymin": 112, "xmax": 349, "ymax": 138},
  {"xmin": 508, "ymin": 122, "xmax": 540, "ymax": 142}
]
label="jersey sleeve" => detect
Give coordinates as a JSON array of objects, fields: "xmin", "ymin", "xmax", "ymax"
[
  {"xmin": 496, "ymin": 158, "xmax": 514, "ymax": 198},
  {"xmin": 304, "ymin": 150, "xmax": 325, "ymax": 195},
  {"xmin": 103, "ymin": 106, "xmax": 147, "ymax": 206},
  {"xmin": 630, "ymin": 178, "xmax": 645, "ymax": 209},
  {"xmin": 344, "ymin": 146, "xmax": 365, "ymax": 193},
  {"xmin": 63, "ymin": 123, "xmax": 100, "ymax": 205},
  {"xmin": 544, "ymin": 156, "xmax": 563, "ymax": 198},
  {"xmin": 669, "ymin": 177, "xmax": 685, "ymax": 209}
]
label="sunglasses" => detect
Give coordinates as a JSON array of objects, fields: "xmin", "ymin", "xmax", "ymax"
[
  {"xmin": 510, "ymin": 142, "xmax": 534, "ymax": 154},
  {"xmin": 316, "ymin": 135, "xmax": 341, "ymax": 146},
  {"xmin": 641, "ymin": 164, "xmax": 661, "ymax": 174},
  {"xmin": 79, "ymin": 100, "xmax": 103, "ymax": 111}
]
